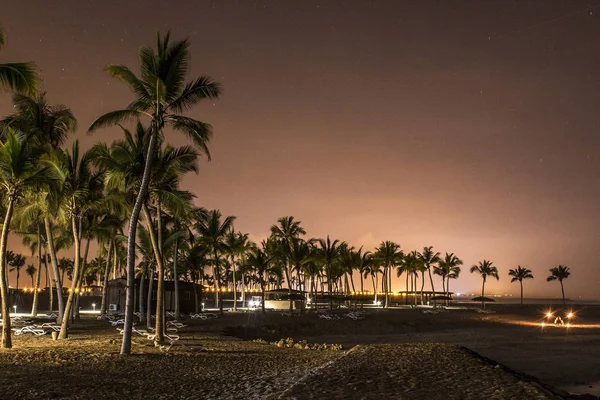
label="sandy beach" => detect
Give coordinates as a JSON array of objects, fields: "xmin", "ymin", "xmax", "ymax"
[{"xmin": 0, "ymin": 305, "xmax": 598, "ymax": 399}]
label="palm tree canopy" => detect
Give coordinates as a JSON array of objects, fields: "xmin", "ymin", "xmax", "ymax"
[
  {"xmin": 375, "ymin": 241, "xmax": 402, "ymax": 267},
  {"xmin": 470, "ymin": 259, "xmax": 500, "ymax": 281},
  {"xmin": 88, "ymin": 31, "xmax": 221, "ymax": 160},
  {"xmin": 0, "ymin": 93, "xmax": 77, "ymax": 147},
  {"xmin": 508, "ymin": 266, "xmax": 534, "ymax": 283},
  {"xmin": 547, "ymin": 265, "xmax": 571, "ymax": 282}
]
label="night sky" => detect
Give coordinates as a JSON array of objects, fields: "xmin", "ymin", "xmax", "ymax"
[{"xmin": 2, "ymin": 0, "xmax": 600, "ymax": 298}]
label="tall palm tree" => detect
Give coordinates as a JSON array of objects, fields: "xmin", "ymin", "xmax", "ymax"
[
  {"xmin": 0, "ymin": 129, "xmax": 54, "ymax": 348},
  {"xmin": 435, "ymin": 252, "xmax": 463, "ymax": 300},
  {"xmin": 195, "ymin": 209, "xmax": 235, "ymax": 314},
  {"xmin": 374, "ymin": 241, "xmax": 402, "ymax": 308},
  {"xmin": 418, "ymin": 246, "xmax": 440, "ymax": 301},
  {"xmin": 547, "ymin": 265, "xmax": 571, "ymax": 305},
  {"xmin": 0, "ymin": 26, "xmax": 38, "ymax": 94},
  {"xmin": 470, "ymin": 260, "xmax": 499, "ymax": 309},
  {"xmin": 88, "ymin": 32, "xmax": 221, "ymax": 355},
  {"xmin": 316, "ymin": 236, "xmax": 344, "ymax": 310},
  {"xmin": 508, "ymin": 266, "xmax": 534, "ymax": 306},
  {"xmin": 7, "ymin": 251, "xmax": 26, "ymax": 289},
  {"xmin": 270, "ymin": 216, "xmax": 306, "ymax": 309},
  {"xmin": 3, "ymin": 92, "xmax": 77, "ymax": 322},
  {"xmin": 25, "ymin": 264, "xmax": 36, "ymax": 287},
  {"xmin": 246, "ymin": 246, "xmax": 274, "ymax": 314}
]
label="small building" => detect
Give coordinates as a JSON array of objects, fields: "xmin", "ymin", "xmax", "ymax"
[
  {"xmin": 264, "ymin": 289, "xmax": 305, "ymax": 310},
  {"xmin": 106, "ymin": 278, "xmax": 202, "ymax": 314}
]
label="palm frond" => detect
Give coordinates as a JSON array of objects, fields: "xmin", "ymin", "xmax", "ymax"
[
  {"xmin": 169, "ymin": 115, "xmax": 212, "ymax": 160},
  {"xmin": 168, "ymin": 75, "xmax": 221, "ymax": 113},
  {"xmin": 0, "ymin": 62, "xmax": 38, "ymax": 95},
  {"xmin": 88, "ymin": 109, "xmax": 144, "ymax": 133}
]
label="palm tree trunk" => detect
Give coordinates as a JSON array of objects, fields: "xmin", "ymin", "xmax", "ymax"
[
  {"xmin": 420, "ymin": 271, "xmax": 425, "ymax": 305},
  {"xmin": 520, "ymin": 281, "xmax": 524, "ymax": 306},
  {"xmin": 372, "ymin": 275, "xmax": 377, "ymax": 304},
  {"xmin": 231, "ymin": 255, "xmax": 237, "ymax": 312},
  {"xmin": 560, "ymin": 280, "xmax": 565, "ymax": 305},
  {"xmin": 147, "ymin": 266, "xmax": 154, "ymax": 330},
  {"xmin": 173, "ymin": 238, "xmax": 180, "ymax": 320},
  {"xmin": 59, "ymin": 216, "xmax": 81, "ymax": 339},
  {"xmin": 139, "ymin": 269, "xmax": 145, "ymax": 323},
  {"xmin": 261, "ymin": 275, "xmax": 266, "ymax": 314},
  {"xmin": 192, "ymin": 277, "xmax": 199, "ymax": 313},
  {"xmin": 100, "ymin": 239, "xmax": 114, "ymax": 316},
  {"xmin": 428, "ymin": 266, "xmax": 436, "ymax": 305},
  {"xmin": 154, "ymin": 202, "xmax": 165, "ymax": 343},
  {"xmin": 31, "ymin": 225, "xmax": 43, "ymax": 317},
  {"xmin": 481, "ymin": 277, "xmax": 486, "ymax": 309},
  {"xmin": 121, "ymin": 128, "xmax": 158, "ymax": 355},
  {"xmin": 214, "ymin": 250, "xmax": 223, "ymax": 315},
  {"xmin": 284, "ymin": 264, "xmax": 293, "ymax": 311},
  {"xmin": 0, "ymin": 197, "xmax": 15, "ymax": 348},
  {"xmin": 44, "ymin": 217, "xmax": 64, "ymax": 322}
]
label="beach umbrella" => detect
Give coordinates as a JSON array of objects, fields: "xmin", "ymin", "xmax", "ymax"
[
  {"xmin": 431, "ymin": 295, "xmax": 452, "ymax": 301},
  {"xmin": 471, "ymin": 296, "xmax": 495, "ymax": 302}
]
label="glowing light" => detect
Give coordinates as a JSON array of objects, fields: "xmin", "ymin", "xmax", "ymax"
[
  {"xmin": 546, "ymin": 312, "xmax": 553, "ymax": 318},
  {"xmin": 567, "ymin": 312, "xmax": 574, "ymax": 319},
  {"xmin": 541, "ymin": 322, "xmax": 545, "ymax": 327}
]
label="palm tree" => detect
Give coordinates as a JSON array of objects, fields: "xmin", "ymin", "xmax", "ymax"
[
  {"xmin": 88, "ymin": 32, "xmax": 221, "ymax": 355},
  {"xmin": 0, "ymin": 26, "xmax": 38, "ymax": 94},
  {"xmin": 246, "ymin": 246, "xmax": 274, "ymax": 314},
  {"xmin": 435, "ymin": 252, "xmax": 463, "ymax": 301},
  {"xmin": 7, "ymin": 251, "xmax": 26, "ymax": 289},
  {"xmin": 195, "ymin": 209, "xmax": 235, "ymax": 314},
  {"xmin": 508, "ymin": 266, "xmax": 534, "ymax": 306},
  {"xmin": 374, "ymin": 241, "xmax": 402, "ymax": 308},
  {"xmin": 547, "ymin": 265, "xmax": 571, "ymax": 305},
  {"xmin": 3, "ymin": 92, "xmax": 77, "ymax": 322},
  {"xmin": 0, "ymin": 129, "xmax": 54, "ymax": 348},
  {"xmin": 418, "ymin": 246, "xmax": 440, "ymax": 301},
  {"xmin": 316, "ymin": 236, "xmax": 344, "ymax": 309},
  {"xmin": 25, "ymin": 264, "xmax": 36, "ymax": 287},
  {"xmin": 470, "ymin": 260, "xmax": 499, "ymax": 309},
  {"xmin": 270, "ymin": 216, "xmax": 306, "ymax": 310}
]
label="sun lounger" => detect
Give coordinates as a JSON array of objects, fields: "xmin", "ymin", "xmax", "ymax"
[
  {"xmin": 37, "ymin": 323, "xmax": 60, "ymax": 331},
  {"xmin": 13, "ymin": 325, "xmax": 47, "ymax": 336},
  {"xmin": 166, "ymin": 321, "xmax": 187, "ymax": 329},
  {"xmin": 110, "ymin": 319, "xmax": 125, "ymax": 326}
]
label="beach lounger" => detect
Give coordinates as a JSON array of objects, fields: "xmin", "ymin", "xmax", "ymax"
[
  {"xmin": 110, "ymin": 319, "xmax": 125, "ymax": 326},
  {"xmin": 13, "ymin": 325, "xmax": 47, "ymax": 336},
  {"xmin": 166, "ymin": 321, "xmax": 187, "ymax": 329}
]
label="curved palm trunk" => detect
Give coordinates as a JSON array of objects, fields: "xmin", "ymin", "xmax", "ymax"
[
  {"xmin": 44, "ymin": 217, "xmax": 64, "ymax": 321},
  {"xmin": 121, "ymin": 128, "xmax": 158, "ymax": 355},
  {"xmin": 427, "ymin": 266, "xmax": 436, "ymax": 305},
  {"xmin": 0, "ymin": 198, "xmax": 15, "ymax": 348},
  {"xmin": 100, "ymin": 239, "xmax": 114, "ymax": 317},
  {"xmin": 31, "ymin": 225, "xmax": 43, "ymax": 317},
  {"xmin": 59, "ymin": 216, "xmax": 81, "ymax": 339},
  {"xmin": 372, "ymin": 274, "xmax": 378, "ymax": 304},
  {"xmin": 173, "ymin": 238, "xmax": 180, "ymax": 320},
  {"xmin": 560, "ymin": 280, "xmax": 565, "ymax": 305}
]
